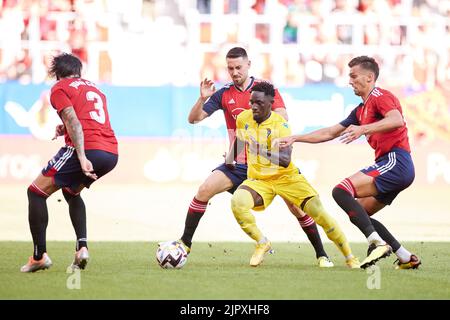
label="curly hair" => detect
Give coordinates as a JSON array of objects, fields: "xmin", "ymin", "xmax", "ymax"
[{"xmin": 251, "ymin": 81, "xmax": 275, "ymax": 98}]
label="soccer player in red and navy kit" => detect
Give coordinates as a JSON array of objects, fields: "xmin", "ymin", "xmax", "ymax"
[
  {"xmin": 21, "ymin": 53, "xmax": 118, "ymax": 272},
  {"xmin": 174, "ymin": 47, "xmax": 334, "ymax": 268},
  {"xmin": 276, "ymin": 56, "xmax": 421, "ymax": 270}
]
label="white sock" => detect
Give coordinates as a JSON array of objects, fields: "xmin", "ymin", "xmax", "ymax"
[
  {"xmin": 395, "ymin": 246, "xmax": 412, "ymax": 263},
  {"xmin": 367, "ymin": 232, "xmax": 386, "ymax": 245}
]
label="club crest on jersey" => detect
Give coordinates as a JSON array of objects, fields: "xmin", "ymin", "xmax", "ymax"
[
  {"xmin": 244, "ymin": 124, "xmax": 249, "ymax": 130},
  {"xmin": 266, "ymin": 129, "xmax": 271, "ymax": 137}
]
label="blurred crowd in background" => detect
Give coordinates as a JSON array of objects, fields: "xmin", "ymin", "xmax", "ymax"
[{"xmin": 0, "ymin": 0, "xmax": 449, "ymax": 90}]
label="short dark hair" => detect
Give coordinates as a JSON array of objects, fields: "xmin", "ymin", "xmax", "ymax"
[
  {"xmin": 348, "ymin": 56, "xmax": 379, "ymax": 80},
  {"xmin": 226, "ymin": 47, "xmax": 248, "ymax": 59},
  {"xmin": 251, "ymin": 81, "xmax": 275, "ymax": 98},
  {"xmin": 49, "ymin": 53, "xmax": 82, "ymax": 79}
]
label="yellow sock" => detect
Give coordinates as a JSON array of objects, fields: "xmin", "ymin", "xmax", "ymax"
[
  {"xmin": 303, "ymin": 196, "xmax": 352, "ymax": 258},
  {"xmin": 231, "ymin": 189, "xmax": 264, "ymax": 242}
]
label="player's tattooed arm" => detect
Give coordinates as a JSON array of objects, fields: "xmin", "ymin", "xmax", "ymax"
[
  {"xmin": 60, "ymin": 106, "xmax": 98, "ymax": 180},
  {"xmin": 60, "ymin": 106, "xmax": 85, "ymax": 157}
]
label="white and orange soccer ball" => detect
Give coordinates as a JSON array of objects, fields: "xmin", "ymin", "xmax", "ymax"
[{"xmin": 156, "ymin": 241, "xmax": 188, "ymax": 269}]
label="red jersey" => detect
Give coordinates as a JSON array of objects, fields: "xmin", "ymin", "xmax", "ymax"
[
  {"xmin": 340, "ymin": 87, "xmax": 410, "ymax": 159},
  {"xmin": 203, "ymin": 77, "xmax": 285, "ymax": 163},
  {"xmin": 50, "ymin": 77, "xmax": 118, "ymax": 155}
]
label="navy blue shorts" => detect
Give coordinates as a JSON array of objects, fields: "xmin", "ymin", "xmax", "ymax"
[
  {"xmin": 213, "ymin": 163, "xmax": 248, "ymax": 194},
  {"xmin": 42, "ymin": 146, "xmax": 118, "ymax": 193},
  {"xmin": 360, "ymin": 148, "xmax": 415, "ymax": 205}
]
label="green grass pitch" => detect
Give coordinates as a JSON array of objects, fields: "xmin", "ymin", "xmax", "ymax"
[{"xmin": 1, "ymin": 241, "xmax": 449, "ymax": 300}]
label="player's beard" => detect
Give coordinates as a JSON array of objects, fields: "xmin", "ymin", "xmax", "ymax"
[
  {"xmin": 252, "ymin": 109, "xmax": 269, "ymax": 123},
  {"xmin": 233, "ymin": 75, "xmax": 247, "ymax": 87},
  {"xmin": 352, "ymin": 85, "xmax": 361, "ymax": 96}
]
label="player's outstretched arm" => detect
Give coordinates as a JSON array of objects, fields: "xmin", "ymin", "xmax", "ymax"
[
  {"xmin": 274, "ymin": 123, "xmax": 346, "ymax": 148},
  {"xmin": 339, "ymin": 109, "xmax": 404, "ymax": 144},
  {"xmin": 188, "ymin": 78, "xmax": 215, "ymax": 124}
]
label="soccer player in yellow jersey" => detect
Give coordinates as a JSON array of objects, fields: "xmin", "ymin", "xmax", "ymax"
[{"xmin": 226, "ymin": 81, "xmax": 360, "ymax": 268}]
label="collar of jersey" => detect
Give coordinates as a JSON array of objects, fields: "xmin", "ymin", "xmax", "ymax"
[
  {"xmin": 234, "ymin": 76, "xmax": 255, "ymax": 92},
  {"xmin": 363, "ymin": 86, "xmax": 377, "ymax": 105}
]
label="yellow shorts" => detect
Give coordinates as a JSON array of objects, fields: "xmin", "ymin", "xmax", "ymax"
[{"xmin": 240, "ymin": 174, "xmax": 318, "ymax": 211}]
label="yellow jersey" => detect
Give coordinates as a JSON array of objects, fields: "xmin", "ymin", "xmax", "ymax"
[{"xmin": 236, "ymin": 109, "xmax": 298, "ymax": 180}]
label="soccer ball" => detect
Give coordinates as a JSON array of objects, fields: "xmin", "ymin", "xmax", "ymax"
[{"xmin": 156, "ymin": 241, "xmax": 188, "ymax": 269}]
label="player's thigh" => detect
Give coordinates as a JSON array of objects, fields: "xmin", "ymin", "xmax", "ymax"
[
  {"xmin": 276, "ymin": 175, "xmax": 318, "ymax": 209},
  {"xmin": 347, "ymin": 171, "xmax": 378, "ymax": 198},
  {"xmin": 238, "ymin": 185, "xmax": 264, "ymax": 207},
  {"xmin": 30, "ymin": 147, "xmax": 75, "ymax": 196},
  {"xmin": 240, "ymin": 179, "xmax": 276, "ymax": 211},
  {"xmin": 357, "ymin": 197, "xmax": 386, "ymax": 216},
  {"xmin": 353, "ymin": 149, "xmax": 414, "ymax": 199},
  {"xmin": 41, "ymin": 146, "xmax": 99, "ymax": 195},
  {"xmin": 196, "ymin": 169, "xmax": 234, "ymax": 201},
  {"xmin": 31, "ymin": 173, "xmax": 60, "ymax": 196}
]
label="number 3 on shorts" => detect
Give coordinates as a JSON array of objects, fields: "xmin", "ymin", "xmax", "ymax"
[{"xmin": 86, "ymin": 91, "xmax": 105, "ymax": 124}]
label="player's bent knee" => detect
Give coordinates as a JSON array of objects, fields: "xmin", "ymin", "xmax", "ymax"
[
  {"xmin": 332, "ymin": 185, "xmax": 346, "ymax": 202},
  {"xmin": 231, "ymin": 188, "xmax": 254, "ymax": 215},
  {"xmin": 196, "ymin": 182, "xmax": 217, "ymax": 201},
  {"xmin": 332, "ymin": 178, "xmax": 355, "ymax": 200},
  {"xmin": 27, "ymin": 184, "xmax": 49, "ymax": 199},
  {"xmin": 62, "ymin": 187, "xmax": 81, "ymax": 202},
  {"xmin": 303, "ymin": 196, "xmax": 325, "ymax": 220},
  {"xmin": 331, "ymin": 186, "xmax": 340, "ymax": 200}
]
